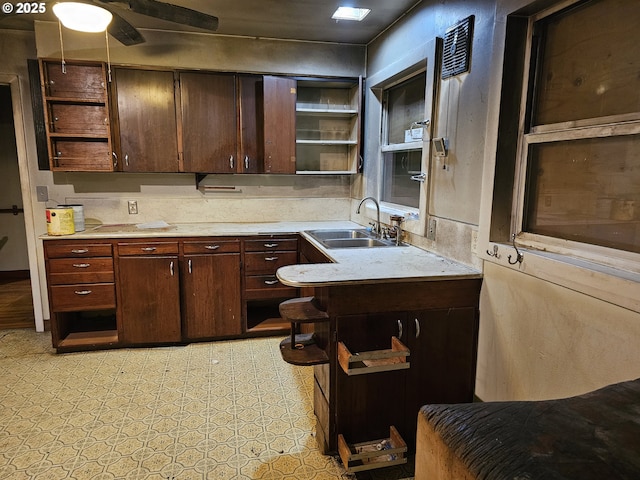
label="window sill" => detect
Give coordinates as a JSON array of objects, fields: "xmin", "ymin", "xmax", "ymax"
[{"xmin": 483, "ymin": 243, "xmax": 640, "ymax": 314}]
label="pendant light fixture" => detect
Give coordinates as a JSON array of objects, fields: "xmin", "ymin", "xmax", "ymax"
[{"xmin": 52, "ymin": 2, "xmax": 113, "ymax": 32}]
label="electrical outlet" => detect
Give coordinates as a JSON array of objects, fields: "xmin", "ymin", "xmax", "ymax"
[
  {"xmin": 36, "ymin": 186, "xmax": 48, "ymax": 202},
  {"xmin": 471, "ymin": 230, "xmax": 478, "ymax": 253},
  {"xmin": 128, "ymin": 200, "xmax": 138, "ymax": 214},
  {"xmin": 427, "ymin": 218, "xmax": 437, "ymax": 241}
]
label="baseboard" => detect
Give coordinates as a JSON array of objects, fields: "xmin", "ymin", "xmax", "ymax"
[{"xmin": 0, "ymin": 270, "xmax": 30, "ymax": 281}]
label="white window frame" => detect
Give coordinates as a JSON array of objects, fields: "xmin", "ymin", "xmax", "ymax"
[
  {"xmin": 511, "ymin": 0, "xmax": 640, "ymax": 275},
  {"xmin": 379, "ymin": 69, "xmax": 427, "ymax": 212}
]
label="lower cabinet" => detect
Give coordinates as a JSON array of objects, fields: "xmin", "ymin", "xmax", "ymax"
[
  {"xmin": 44, "ymin": 240, "xmax": 118, "ymax": 352},
  {"xmin": 181, "ymin": 239, "xmax": 242, "ymax": 339},
  {"xmin": 310, "ymin": 278, "xmax": 482, "ymax": 472},
  {"xmin": 117, "ymin": 241, "xmax": 182, "ymax": 344}
]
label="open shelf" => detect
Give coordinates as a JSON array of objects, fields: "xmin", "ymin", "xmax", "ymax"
[
  {"xmin": 338, "ymin": 336, "xmax": 410, "ymax": 375},
  {"xmin": 55, "ymin": 309, "xmax": 119, "ymax": 351},
  {"xmin": 338, "ymin": 426, "xmax": 408, "ymax": 473}
]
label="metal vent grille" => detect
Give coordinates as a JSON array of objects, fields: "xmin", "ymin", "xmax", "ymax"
[{"xmin": 442, "ymin": 16, "xmax": 474, "ymax": 79}]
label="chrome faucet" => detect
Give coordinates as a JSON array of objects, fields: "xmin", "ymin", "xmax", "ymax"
[{"xmin": 356, "ymin": 196, "xmax": 381, "ymax": 236}]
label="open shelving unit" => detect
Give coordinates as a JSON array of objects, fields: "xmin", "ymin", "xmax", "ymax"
[
  {"xmin": 39, "ymin": 59, "xmax": 114, "ymax": 172},
  {"xmin": 295, "ymin": 78, "xmax": 362, "ymax": 174}
]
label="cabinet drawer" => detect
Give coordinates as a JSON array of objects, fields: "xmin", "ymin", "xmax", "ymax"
[
  {"xmin": 244, "ymin": 238, "xmax": 298, "ymax": 252},
  {"xmin": 46, "ymin": 243, "xmax": 113, "ymax": 258},
  {"xmin": 49, "ymin": 103, "xmax": 109, "ymax": 135},
  {"xmin": 244, "ymin": 275, "xmax": 297, "ymax": 299},
  {"xmin": 183, "ymin": 240, "xmax": 240, "ymax": 254},
  {"xmin": 50, "ymin": 283, "xmax": 116, "ymax": 312},
  {"xmin": 244, "ymin": 251, "xmax": 298, "ymax": 274},
  {"xmin": 118, "ymin": 242, "xmax": 179, "ymax": 256},
  {"xmin": 48, "ymin": 258, "xmax": 114, "ymax": 285}
]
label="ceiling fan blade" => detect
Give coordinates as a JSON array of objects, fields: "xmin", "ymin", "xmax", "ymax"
[
  {"xmin": 127, "ymin": 0, "xmax": 219, "ymax": 31},
  {"xmin": 107, "ymin": 10, "xmax": 145, "ymax": 45}
]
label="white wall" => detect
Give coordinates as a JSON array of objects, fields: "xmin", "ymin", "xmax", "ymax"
[{"xmin": 367, "ymin": 0, "xmax": 640, "ymax": 401}]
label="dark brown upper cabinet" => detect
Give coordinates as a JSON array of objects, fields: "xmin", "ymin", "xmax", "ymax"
[
  {"xmin": 237, "ymin": 75, "xmax": 264, "ymax": 174},
  {"xmin": 39, "ymin": 59, "xmax": 115, "ymax": 172},
  {"xmin": 111, "ymin": 68, "xmax": 180, "ymax": 173},
  {"xmin": 180, "ymin": 72, "xmax": 238, "ymax": 173},
  {"xmin": 263, "ymin": 76, "xmax": 297, "ymax": 174}
]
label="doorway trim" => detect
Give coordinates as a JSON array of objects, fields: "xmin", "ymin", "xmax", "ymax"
[{"xmin": 1, "ymin": 74, "xmax": 45, "ymax": 332}]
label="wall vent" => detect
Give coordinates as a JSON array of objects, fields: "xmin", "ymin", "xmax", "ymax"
[{"xmin": 442, "ymin": 15, "xmax": 474, "ymax": 79}]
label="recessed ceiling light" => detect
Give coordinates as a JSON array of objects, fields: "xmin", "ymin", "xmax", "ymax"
[{"xmin": 332, "ymin": 7, "xmax": 371, "ymax": 22}]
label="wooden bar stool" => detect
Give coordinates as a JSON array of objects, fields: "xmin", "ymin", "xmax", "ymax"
[{"xmin": 279, "ymin": 296, "xmax": 329, "ymax": 366}]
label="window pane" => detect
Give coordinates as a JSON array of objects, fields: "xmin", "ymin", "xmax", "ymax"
[
  {"xmin": 387, "ymin": 74, "xmax": 426, "ymax": 144},
  {"xmin": 532, "ymin": 0, "xmax": 640, "ymax": 126},
  {"xmin": 382, "ymin": 150, "xmax": 421, "ymax": 208},
  {"xmin": 524, "ymin": 135, "xmax": 640, "ymax": 253}
]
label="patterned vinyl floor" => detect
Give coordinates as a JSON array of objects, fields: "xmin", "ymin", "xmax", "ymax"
[{"xmin": 0, "ymin": 329, "xmax": 414, "ymax": 480}]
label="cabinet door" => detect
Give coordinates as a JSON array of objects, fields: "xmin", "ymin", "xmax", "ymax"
[
  {"xmin": 181, "ymin": 72, "xmax": 238, "ymax": 173},
  {"xmin": 238, "ymin": 75, "xmax": 263, "ymax": 173},
  {"xmin": 263, "ymin": 76, "xmax": 297, "ymax": 173},
  {"xmin": 335, "ymin": 313, "xmax": 408, "ymax": 446},
  {"xmin": 112, "ymin": 68, "xmax": 179, "ymax": 172},
  {"xmin": 182, "ymin": 253, "xmax": 242, "ymax": 339},
  {"xmin": 402, "ymin": 307, "xmax": 479, "ymax": 448},
  {"xmin": 118, "ymin": 256, "xmax": 181, "ymax": 344}
]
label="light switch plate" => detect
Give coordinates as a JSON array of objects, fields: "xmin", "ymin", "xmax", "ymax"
[{"xmin": 36, "ymin": 186, "xmax": 48, "ymax": 202}]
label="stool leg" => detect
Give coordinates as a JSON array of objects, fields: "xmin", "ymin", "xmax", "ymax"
[{"xmin": 290, "ymin": 322, "xmax": 296, "ymax": 349}]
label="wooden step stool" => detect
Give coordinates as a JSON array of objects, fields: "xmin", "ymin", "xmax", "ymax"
[{"xmin": 279, "ymin": 296, "xmax": 329, "ymax": 366}]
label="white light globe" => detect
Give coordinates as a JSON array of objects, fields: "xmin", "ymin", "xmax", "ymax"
[{"xmin": 53, "ymin": 2, "xmax": 113, "ymax": 33}]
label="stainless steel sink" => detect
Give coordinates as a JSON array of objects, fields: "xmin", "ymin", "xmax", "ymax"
[
  {"xmin": 306, "ymin": 229, "xmax": 371, "ymax": 241},
  {"xmin": 322, "ymin": 238, "xmax": 392, "ymax": 248},
  {"xmin": 305, "ymin": 229, "xmax": 402, "ymax": 249}
]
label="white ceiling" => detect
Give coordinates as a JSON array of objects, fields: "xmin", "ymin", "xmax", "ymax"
[{"xmin": 1, "ymin": 0, "xmax": 423, "ymax": 45}]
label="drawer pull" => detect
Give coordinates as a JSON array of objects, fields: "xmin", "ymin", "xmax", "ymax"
[
  {"xmin": 205, "ymin": 245, "xmax": 220, "ymax": 250},
  {"xmin": 188, "ymin": 259, "xmax": 192, "ymax": 274},
  {"xmin": 415, "ymin": 318, "xmax": 421, "ymax": 338},
  {"xmin": 71, "ymin": 249, "xmax": 89, "ymax": 254},
  {"xmin": 397, "ymin": 319, "xmax": 403, "ymax": 339},
  {"xmin": 265, "ymin": 256, "xmax": 279, "ymax": 261},
  {"xmin": 264, "ymin": 243, "xmax": 279, "ymax": 248},
  {"xmin": 72, "ymin": 263, "xmax": 90, "ymax": 268},
  {"xmin": 141, "ymin": 247, "xmax": 157, "ymax": 252},
  {"xmin": 264, "ymin": 279, "xmax": 279, "ymax": 285},
  {"xmin": 74, "ymin": 290, "xmax": 92, "ymax": 295},
  {"xmin": 170, "ymin": 261, "xmax": 175, "ymax": 276}
]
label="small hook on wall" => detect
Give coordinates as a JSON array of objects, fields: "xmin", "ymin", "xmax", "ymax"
[
  {"xmin": 508, "ymin": 234, "xmax": 524, "ymax": 265},
  {"xmin": 486, "ymin": 244, "xmax": 500, "ymax": 258}
]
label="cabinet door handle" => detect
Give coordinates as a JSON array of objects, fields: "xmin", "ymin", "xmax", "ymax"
[
  {"xmin": 397, "ymin": 319, "xmax": 403, "ymax": 339},
  {"xmin": 170, "ymin": 261, "xmax": 174, "ymax": 276},
  {"xmin": 264, "ymin": 279, "xmax": 279, "ymax": 285},
  {"xmin": 264, "ymin": 243, "xmax": 279, "ymax": 248},
  {"xmin": 74, "ymin": 290, "xmax": 92, "ymax": 295},
  {"xmin": 244, "ymin": 155, "xmax": 249, "ymax": 169},
  {"xmin": 125, "ymin": 154, "xmax": 129, "ymax": 166},
  {"xmin": 71, "ymin": 249, "xmax": 89, "ymax": 254},
  {"xmin": 415, "ymin": 318, "xmax": 421, "ymax": 338},
  {"xmin": 112, "ymin": 151, "xmax": 118, "ymax": 168},
  {"xmin": 72, "ymin": 263, "xmax": 90, "ymax": 268},
  {"xmin": 265, "ymin": 256, "xmax": 278, "ymax": 261},
  {"xmin": 205, "ymin": 245, "xmax": 220, "ymax": 250},
  {"xmin": 229, "ymin": 155, "xmax": 234, "ymax": 169},
  {"xmin": 141, "ymin": 247, "xmax": 157, "ymax": 252},
  {"xmin": 188, "ymin": 259, "xmax": 192, "ymax": 274}
]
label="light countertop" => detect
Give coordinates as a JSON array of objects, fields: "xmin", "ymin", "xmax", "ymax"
[{"xmin": 42, "ymin": 221, "xmax": 481, "ymax": 286}]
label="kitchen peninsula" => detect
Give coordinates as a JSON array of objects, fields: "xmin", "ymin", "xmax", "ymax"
[{"xmin": 276, "ymin": 229, "xmax": 482, "ymax": 471}]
